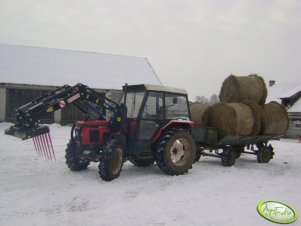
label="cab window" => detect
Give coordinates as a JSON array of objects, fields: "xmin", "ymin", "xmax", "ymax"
[
  {"xmin": 142, "ymin": 92, "xmax": 163, "ymax": 119},
  {"xmin": 165, "ymin": 94, "xmax": 189, "ymax": 119},
  {"xmin": 124, "ymin": 92, "xmax": 144, "ymax": 118}
]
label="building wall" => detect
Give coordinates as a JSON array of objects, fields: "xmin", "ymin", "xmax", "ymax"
[
  {"xmin": 5, "ymin": 87, "xmax": 54, "ymax": 123},
  {"xmin": 0, "ymin": 87, "xmax": 6, "ymax": 121},
  {"xmin": 0, "ymin": 83, "xmax": 118, "ymax": 125},
  {"xmin": 287, "ymin": 112, "xmax": 301, "ymax": 138}
]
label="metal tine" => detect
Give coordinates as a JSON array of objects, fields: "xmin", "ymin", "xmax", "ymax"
[
  {"xmin": 37, "ymin": 136, "xmax": 44, "ymax": 157},
  {"xmin": 35, "ymin": 135, "xmax": 43, "ymax": 157},
  {"xmin": 46, "ymin": 133, "xmax": 56, "ymax": 161},
  {"xmin": 32, "ymin": 137, "xmax": 40, "ymax": 156},
  {"xmin": 36, "ymin": 137, "xmax": 42, "ymax": 156},
  {"xmin": 41, "ymin": 134, "xmax": 50, "ymax": 159},
  {"xmin": 42, "ymin": 133, "xmax": 52, "ymax": 160},
  {"xmin": 37, "ymin": 135, "xmax": 46, "ymax": 157},
  {"xmin": 44, "ymin": 133, "xmax": 54, "ymax": 160}
]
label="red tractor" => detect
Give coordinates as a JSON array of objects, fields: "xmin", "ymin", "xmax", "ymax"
[{"xmin": 5, "ymin": 83, "xmax": 196, "ymax": 181}]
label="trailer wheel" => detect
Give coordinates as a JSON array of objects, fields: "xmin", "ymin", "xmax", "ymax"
[
  {"xmin": 232, "ymin": 146, "xmax": 244, "ymax": 158},
  {"xmin": 221, "ymin": 147, "xmax": 236, "ymax": 166},
  {"xmin": 257, "ymin": 145, "xmax": 274, "ymax": 163},
  {"xmin": 65, "ymin": 140, "xmax": 90, "ymax": 171},
  {"xmin": 130, "ymin": 159, "xmax": 154, "ymax": 167},
  {"xmin": 99, "ymin": 140, "xmax": 124, "ymax": 181},
  {"xmin": 155, "ymin": 129, "xmax": 196, "ymax": 175}
]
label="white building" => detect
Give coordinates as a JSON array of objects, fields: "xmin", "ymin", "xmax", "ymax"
[{"xmin": 0, "ymin": 43, "xmax": 162, "ymax": 124}]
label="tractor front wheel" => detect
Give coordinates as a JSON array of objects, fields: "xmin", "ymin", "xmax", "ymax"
[
  {"xmin": 155, "ymin": 130, "xmax": 196, "ymax": 175},
  {"xmin": 65, "ymin": 140, "xmax": 90, "ymax": 171},
  {"xmin": 99, "ymin": 140, "xmax": 124, "ymax": 181}
]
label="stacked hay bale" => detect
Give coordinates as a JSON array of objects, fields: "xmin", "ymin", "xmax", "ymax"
[
  {"xmin": 219, "ymin": 74, "xmax": 267, "ymax": 105},
  {"xmin": 261, "ymin": 101, "xmax": 289, "ymax": 135},
  {"xmin": 190, "ymin": 74, "xmax": 288, "ymax": 139},
  {"xmin": 206, "ymin": 102, "xmax": 256, "ymax": 138},
  {"xmin": 190, "ymin": 103, "xmax": 210, "ymax": 127}
]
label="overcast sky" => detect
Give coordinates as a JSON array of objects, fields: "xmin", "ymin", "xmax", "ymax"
[{"xmin": 0, "ymin": 0, "xmax": 300, "ymax": 99}]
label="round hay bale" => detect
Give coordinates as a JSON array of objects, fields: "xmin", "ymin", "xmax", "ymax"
[
  {"xmin": 190, "ymin": 103, "xmax": 210, "ymax": 126},
  {"xmin": 189, "ymin": 101, "xmax": 196, "ymax": 107},
  {"xmin": 208, "ymin": 103, "xmax": 255, "ymax": 138},
  {"xmin": 243, "ymin": 100, "xmax": 262, "ymax": 135},
  {"xmin": 261, "ymin": 102, "xmax": 289, "ymax": 135},
  {"xmin": 219, "ymin": 74, "xmax": 267, "ymax": 105}
]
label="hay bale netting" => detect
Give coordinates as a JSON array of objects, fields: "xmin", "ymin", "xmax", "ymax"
[
  {"xmin": 190, "ymin": 103, "xmax": 210, "ymax": 126},
  {"xmin": 261, "ymin": 102, "xmax": 289, "ymax": 135},
  {"xmin": 219, "ymin": 74, "xmax": 267, "ymax": 105},
  {"xmin": 207, "ymin": 103, "xmax": 255, "ymax": 139}
]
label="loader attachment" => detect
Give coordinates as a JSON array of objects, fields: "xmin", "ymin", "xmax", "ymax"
[
  {"xmin": 5, "ymin": 125, "xmax": 56, "ymax": 161},
  {"xmin": 5, "ymin": 125, "xmax": 50, "ymax": 140}
]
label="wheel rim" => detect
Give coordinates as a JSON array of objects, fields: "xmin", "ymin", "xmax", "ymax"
[
  {"xmin": 169, "ymin": 138, "xmax": 191, "ymax": 166},
  {"xmin": 110, "ymin": 147, "xmax": 123, "ymax": 175}
]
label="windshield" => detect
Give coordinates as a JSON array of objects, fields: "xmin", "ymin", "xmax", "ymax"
[{"xmin": 121, "ymin": 91, "xmax": 145, "ymax": 118}]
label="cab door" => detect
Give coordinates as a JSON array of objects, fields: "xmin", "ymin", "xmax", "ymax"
[{"xmin": 137, "ymin": 91, "xmax": 164, "ymax": 141}]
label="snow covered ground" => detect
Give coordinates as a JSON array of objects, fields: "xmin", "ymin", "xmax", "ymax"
[{"xmin": 0, "ymin": 122, "xmax": 300, "ymax": 226}]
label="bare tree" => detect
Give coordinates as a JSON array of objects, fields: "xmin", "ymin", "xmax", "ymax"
[
  {"xmin": 210, "ymin": 94, "xmax": 219, "ymax": 104},
  {"xmin": 195, "ymin": 95, "xmax": 209, "ymax": 104}
]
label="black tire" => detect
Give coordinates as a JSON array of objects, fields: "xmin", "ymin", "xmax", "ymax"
[
  {"xmin": 99, "ymin": 140, "xmax": 124, "ymax": 181},
  {"xmin": 235, "ymin": 151, "xmax": 241, "ymax": 159},
  {"xmin": 194, "ymin": 150, "xmax": 202, "ymax": 162},
  {"xmin": 257, "ymin": 145, "xmax": 274, "ymax": 163},
  {"xmin": 130, "ymin": 159, "xmax": 154, "ymax": 167},
  {"xmin": 221, "ymin": 147, "xmax": 236, "ymax": 166},
  {"xmin": 232, "ymin": 146, "xmax": 244, "ymax": 159},
  {"xmin": 65, "ymin": 140, "xmax": 90, "ymax": 171},
  {"xmin": 155, "ymin": 129, "xmax": 196, "ymax": 175}
]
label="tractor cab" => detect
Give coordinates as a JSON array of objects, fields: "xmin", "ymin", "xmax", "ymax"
[{"xmin": 121, "ymin": 84, "xmax": 193, "ymax": 156}]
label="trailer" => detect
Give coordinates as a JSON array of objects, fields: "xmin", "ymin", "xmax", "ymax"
[{"xmin": 192, "ymin": 126, "xmax": 282, "ymax": 166}]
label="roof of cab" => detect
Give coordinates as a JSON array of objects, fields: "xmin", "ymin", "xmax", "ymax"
[{"xmin": 126, "ymin": 84, "xmax": 187, "ymax": 95}]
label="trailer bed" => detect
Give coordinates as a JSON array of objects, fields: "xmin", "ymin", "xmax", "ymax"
[{"xmin": 192, "ymin": 126, "xmax": 283, "ymax": 166}]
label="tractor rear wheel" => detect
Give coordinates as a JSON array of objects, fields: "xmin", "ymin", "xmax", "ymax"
[
  {"xmin": 99, "ymin": 140, "xmax": 124, "ymax": 181},
  {"xmin": 65, "ymin": 140, "xmax": 90, "ymax": 171},
  {"xmin": 130, "ymin": 159, "xmax": 154, "ymax": 167},
  {"xmin": 155, "ymin": 129, "xmax": 196, "ymax": 175},
  {"xmin": 194, "ymin": 150, "xmax": 202, "ymax": 162}
]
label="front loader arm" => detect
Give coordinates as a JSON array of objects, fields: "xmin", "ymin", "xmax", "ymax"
[{"xmin": 5, "ymin": 83, "xmax": 121, "ymax": 140}]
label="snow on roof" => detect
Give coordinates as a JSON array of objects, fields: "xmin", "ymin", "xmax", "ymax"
[
  {"xmin": 0, "ymin": 43, "xmax": 162, "ymax": 90},
  {"xmin": 288, "ymin": 98, "xmax": 301, "ymax": 112},
  {"xmin": 267, "ymin": 82, "xmax": 301, "ymax": 103}
]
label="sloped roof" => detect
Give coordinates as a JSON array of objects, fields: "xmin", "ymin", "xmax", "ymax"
[
  {"xmin": 267, "ymin": 82, "xmax": 301, "ymax": 103},
  {"xmin": 267, "ymin": 82, "xmax": 301, "ymax": 112},
  {"xmin": 0, "ymin": 43, "xmax": 161, "ymax": 90},
  {"xmin": 288, "ymin": 98, "xmax": 301, "ymax": 112}
]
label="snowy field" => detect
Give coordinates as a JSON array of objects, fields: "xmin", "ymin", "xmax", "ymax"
[{"xmin": 0, "ymin": 122, "xmax": 300, "ymax": 226}]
